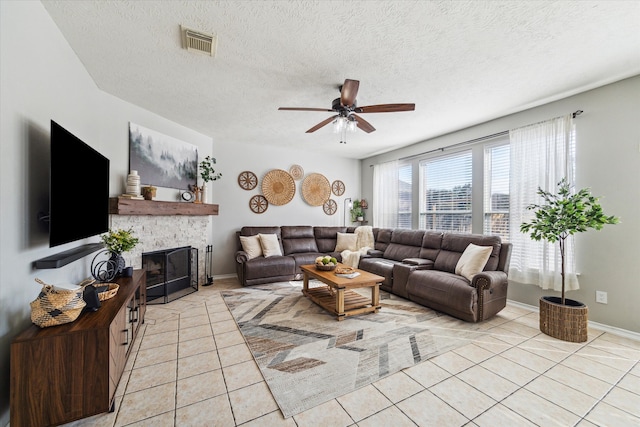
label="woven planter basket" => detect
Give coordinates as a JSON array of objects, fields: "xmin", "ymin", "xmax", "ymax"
[{"xmin": 539, "ymin": 296, "xmax": 588, "ymax": 343}]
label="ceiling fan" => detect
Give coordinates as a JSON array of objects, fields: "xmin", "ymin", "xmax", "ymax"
[{"xmin": 278, "ymin": 79, "xmax": 415, "ymax": 135}]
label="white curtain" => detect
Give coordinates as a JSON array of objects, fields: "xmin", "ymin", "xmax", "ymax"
[
  {"xmin": 373, "ymin": 160, "xmax": 399, "ymax": 228},
  {"xmin": 508, "ymin": 114, "xmax": 579, "ymax": 291}
]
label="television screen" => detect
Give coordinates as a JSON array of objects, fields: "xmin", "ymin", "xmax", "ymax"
[{"xmin": 49, "ymin": 120, "xmax": 110, "ymax": 247}]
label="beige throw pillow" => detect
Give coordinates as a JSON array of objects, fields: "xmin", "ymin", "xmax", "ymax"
[
  {"xmin": 239, "ymin": 235, "xmax": 263, "ymax": 260},
  {"xmin": 335, "ymin": 232, "xmax": 358, "ymax": 252},
  {"xmin": 455, "ymin": 243, "xmax": 493, "ymax": 281},
  {"xmin": 258, "ymin": 233, "xmax": 282, "ymax": 257}
]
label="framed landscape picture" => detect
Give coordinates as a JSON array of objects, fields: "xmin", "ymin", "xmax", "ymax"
[{"xmin": 129, "ymin": 123, "xmax": 198, "ymax": 190}]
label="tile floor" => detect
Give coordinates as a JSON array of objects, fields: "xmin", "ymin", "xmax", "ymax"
[{"xmin": 65, "ymin": 277, "xmax": 640, "ymax": 427}]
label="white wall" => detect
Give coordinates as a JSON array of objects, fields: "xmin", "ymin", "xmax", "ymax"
[
  {"xmin": 361, "ymin": 76, "xmax": 640, "ymax": 333},
  {"xmin": 0, "ymin": 2, "xmax": 212, "ymax": 424},
  {"xmin": 210, "ymin": 140, "xmax": 361, "ymax": 276}
]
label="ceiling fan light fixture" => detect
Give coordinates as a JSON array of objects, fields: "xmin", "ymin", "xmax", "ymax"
[{"xmin": 347, "ymin": 116, "xmax": 357, "ymax": 132}]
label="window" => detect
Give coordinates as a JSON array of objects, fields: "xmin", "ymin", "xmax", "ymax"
[
  {"xmin": 398, "ymin": 163, "xmax": 412, "ymax": 228},
  {"xmin": 484, "ymin": 143, "xmax": 510, "ymax": 241},
  {"xmin": 419, "ymin": 151, "xmax": 472, "ymax": 233}
]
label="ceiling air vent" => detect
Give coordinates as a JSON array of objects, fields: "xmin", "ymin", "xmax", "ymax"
[{"xmin": 181, "ymin": 25, "xmax": 216, "ymax": 57}]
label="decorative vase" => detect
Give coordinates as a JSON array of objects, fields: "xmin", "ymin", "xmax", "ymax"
[
  {"xmin": 357, "ymin": 216, "xmax": 364, "ymax": 222},
  {"xmin": 539, "ymin": 296, "xmax": 588, "ymax": 343},
  {"xmin": 125, "ymin": 170, "xmax": 141, "ymax": 197},
  {"xmin": 109, "ymin": 252, "xmax": 126, "ymax": 276},
  {"xmin": 201, "ymin": 184, "xmax": 208, "ymax": 204}
]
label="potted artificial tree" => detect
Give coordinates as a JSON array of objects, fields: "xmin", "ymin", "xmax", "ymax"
[
  {"xmin": 198, "ymin": 155, "xmax": 222, "ymax": 203},
  {"xmin": 520, "ymin": 178, "xmax": 618, "ymax": 342}
]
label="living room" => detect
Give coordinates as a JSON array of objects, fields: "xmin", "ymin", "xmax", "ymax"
[{"xmin": 2, "ymin": 1, "xmax": 639, "ymax": 426}]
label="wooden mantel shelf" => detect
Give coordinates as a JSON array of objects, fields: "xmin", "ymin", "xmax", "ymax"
[{"xmin": 109, "ymin": 197, "xmax": 218, "ymax": 216}]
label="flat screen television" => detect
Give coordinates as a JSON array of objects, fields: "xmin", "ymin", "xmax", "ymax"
[{"xmin": 49, "ymin": 120, "xmax": 110, "ymax": 247}]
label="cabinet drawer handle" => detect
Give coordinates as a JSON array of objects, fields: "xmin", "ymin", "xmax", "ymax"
[{"xmin": 123, "ymin": 329, "xmax": 129, "ymax": 346}]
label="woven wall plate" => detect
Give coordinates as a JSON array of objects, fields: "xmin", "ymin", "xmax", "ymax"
[
  {"xmin": 301, "ymin": 173, "xmax": 331, "ymax": 206},
  {"xmin": 331, "ymin": 180, "xmax": 345, "ymax": 196},
  {"xmin": 323, "ymin": 199, "xmax": 337, "ymax": 215},
  {"xmin": 261, "ymin": 169, "xmax": 295, "ymax": 206},
  {"xmin": 238, "ymin": 171, "xmax": 258, "ymax": 190},
  {"xmin": 249, "ymin": 195, "xmax": 268, "ymax": 214},
  {"xmin": 289, "ymin": 164, "xmax": 304, "ymax": 180}
]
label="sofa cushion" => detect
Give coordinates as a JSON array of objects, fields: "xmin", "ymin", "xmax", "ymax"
[
  {"xmin": 239, "ymin": 235, "xmax": 263, "ymax": 259},
  {"xmin": 419, "ymin": 231, "xmax": 443, "ymax": 261},
  {"xmin": 455, "ymin": 243, "xmax": 493, "ymax": 281},
  {"xmin": 382, "ymin": 229, "xmax": 425, "ymax": 261},
  {"xmin": 314, "ymin": 227, "xmax": 348, "ymax": 253},
  {"xmin": 281, "ymin": 226, "xmax": 319, "ymax": 255},
  {"xmin": 290, "ymin": 252, "xmax": 325, "ymax": 272},
  {"xmin": 434, "ymin": 233, "xmax": 501, "ymax": 273},
  {"xmin": 357, "ymin": 257, "xmax": 398, "ymax": 288},
  {"xmin": 406, "ymin": 270, "xmax": 477, "ymax": 321},
  {"xmin": 373, "ymin": 228, "xmax": 393, "ymax": 252},
  {"xmin": 259, "ymin": 233, "xmax": 283, "ymax": 257},
  {"xmin": 243, "ymin": 255, "xmax": 295, "ymax": 280},
  {"xmin": 335, "ymin": 232, "xmax": 358, "ymax": 252}
]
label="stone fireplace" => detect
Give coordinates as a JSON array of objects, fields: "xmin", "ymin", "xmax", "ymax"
[
  {"xmin": 142, "ymin": 246, "xmax": 198, "ymax": 304},
  {"xmin": 110, "ymin": 214, "xmax": 209, "ymax": 286}
]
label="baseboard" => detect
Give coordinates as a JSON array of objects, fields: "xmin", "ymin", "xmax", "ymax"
[
  {"xmin": 507, "ymin": 299, "xmax": 640, "ymax": 342},
  {"xmin": 213, "ymin": 273, "xmax": 237, "ymax": 280}
]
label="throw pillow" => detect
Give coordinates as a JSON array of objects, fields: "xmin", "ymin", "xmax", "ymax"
[
  {"xmin": 239, "ymin": 235, "xmax": 263, "ymax": 260},
  {"xmin": 259, "ymin": 233, "xmax": 283, "ymax": 257},
  {"xmin": 335, "ymin": 232, "xmax": 358, "ymax": 252},
  {"xmin": 455, "ymin": 243, "xmax": 493, "ymax": 281}
]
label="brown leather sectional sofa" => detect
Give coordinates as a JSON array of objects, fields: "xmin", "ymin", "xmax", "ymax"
[{"xmin": 235, "ymin": 226, "xmax": 512, "ymax": 322}]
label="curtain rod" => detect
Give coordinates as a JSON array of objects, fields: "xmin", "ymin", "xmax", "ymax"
[{"xmin": 390, "ymin": 110, "xmax": 583, "ymax": 163}]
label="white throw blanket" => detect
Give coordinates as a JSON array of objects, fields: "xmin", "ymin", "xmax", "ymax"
[{"xmin": 340, "ymin": 226, "xmax": 374, "ymax": 268}]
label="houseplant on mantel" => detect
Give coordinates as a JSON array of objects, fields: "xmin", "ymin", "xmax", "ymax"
[
  {"xmin": 197, "ymin": 155, "xmax": 222, "ymax": 204},
  {"xmin": 520, "ymin": 178, "xmax": 618, "ymax": 342}
]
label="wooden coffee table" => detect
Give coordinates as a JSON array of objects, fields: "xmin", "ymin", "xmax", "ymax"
[{"xmin": 300, "ymin": 264, "xmax": 384, "ymax": 321}]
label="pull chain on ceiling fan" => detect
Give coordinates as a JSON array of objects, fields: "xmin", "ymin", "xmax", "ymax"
[{"xmin": 278, "ymin": 79, "xmax": 415, "ymax": 143}]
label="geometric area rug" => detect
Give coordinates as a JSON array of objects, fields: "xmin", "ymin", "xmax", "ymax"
[{"xmin": 221, "ymin": 280, "xmax": 477, "ymax": 418}]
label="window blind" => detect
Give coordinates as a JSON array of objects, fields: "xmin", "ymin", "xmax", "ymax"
[
  {"xmin": 484, "ymin": 143, "xmax": 510, "ymax": 241},
  {"xmin": 398, "ymin": 164, "xmax": 412, "ymax": 229},
  {"xmin": 419, "ymin": 151, "xmax": 472, "ymax": 233}
]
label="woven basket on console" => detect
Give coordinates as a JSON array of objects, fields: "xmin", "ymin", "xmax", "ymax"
[{"xmin": 539, "ymin": 296, "xmax": 588, "ymax": 343}]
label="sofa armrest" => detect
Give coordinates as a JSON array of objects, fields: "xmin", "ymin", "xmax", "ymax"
[
  {"xmin": 236, "ymin": 251, "xmax": 249, "ymax": 264},
  {"xmin": 402, "ymin": 258, "xmax": 434, "ymax": 269},
  {"xmin": 365, "ymin": 249, "xmax": 384, "ymax": 258},
  {"xmin": 471, "ymin": 271, "xmax": 508, "ymax": 291}
]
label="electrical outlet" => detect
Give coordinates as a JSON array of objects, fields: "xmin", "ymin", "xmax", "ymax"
[{"xmin": 595, "ymin": 291, "xmax": 608, "ymax": 304}]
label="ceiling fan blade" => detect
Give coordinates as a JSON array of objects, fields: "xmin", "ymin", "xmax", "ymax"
[
  {"xmin": 353, "ymin": 114, "xmax": 376, "ymax": 133},
  {"xmin": 306, "ymin": 115, "xmax": 338, "ymax": 133},
  {"xmin": 279, "ymin": 107, "xmax": 334, "ymax": 112},
  {"xmin": 354, "ymin": 103, "xmax": 416, "ymax": 113},
  {"xmin": 340, "ymin": 79, "xmax": 360, "ymax": 107}
]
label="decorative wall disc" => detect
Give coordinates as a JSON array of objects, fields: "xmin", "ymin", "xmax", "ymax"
[
  {"xmin": 261, "ymin": 169, "xmax": 295, "ymax": 206},
  {"xmin": 238, "ymin": 171, "xmax": 258, "ymax": 190},
  {"xmin": 331, "ymin": 180, "xmax": 345, "ymax": 196},
  {"xmin": 249, "ymin": 195, "xmax": 268, "ymax": 214},
  {"xmin": 289, "ymin": 164, "xmax": 304, "ymax": 180},
  {"xmin": 323, "ymin": 199, "xmax": 337, "ymax": 215},
  {"xmin": 301, "ymin": 173, "xmax": 331, "ymax": 206}
]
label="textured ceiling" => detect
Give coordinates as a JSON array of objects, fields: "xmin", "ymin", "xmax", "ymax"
[{"xmin": 42, "ymin": 1, "xmax": 640, "ymax": 159}]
